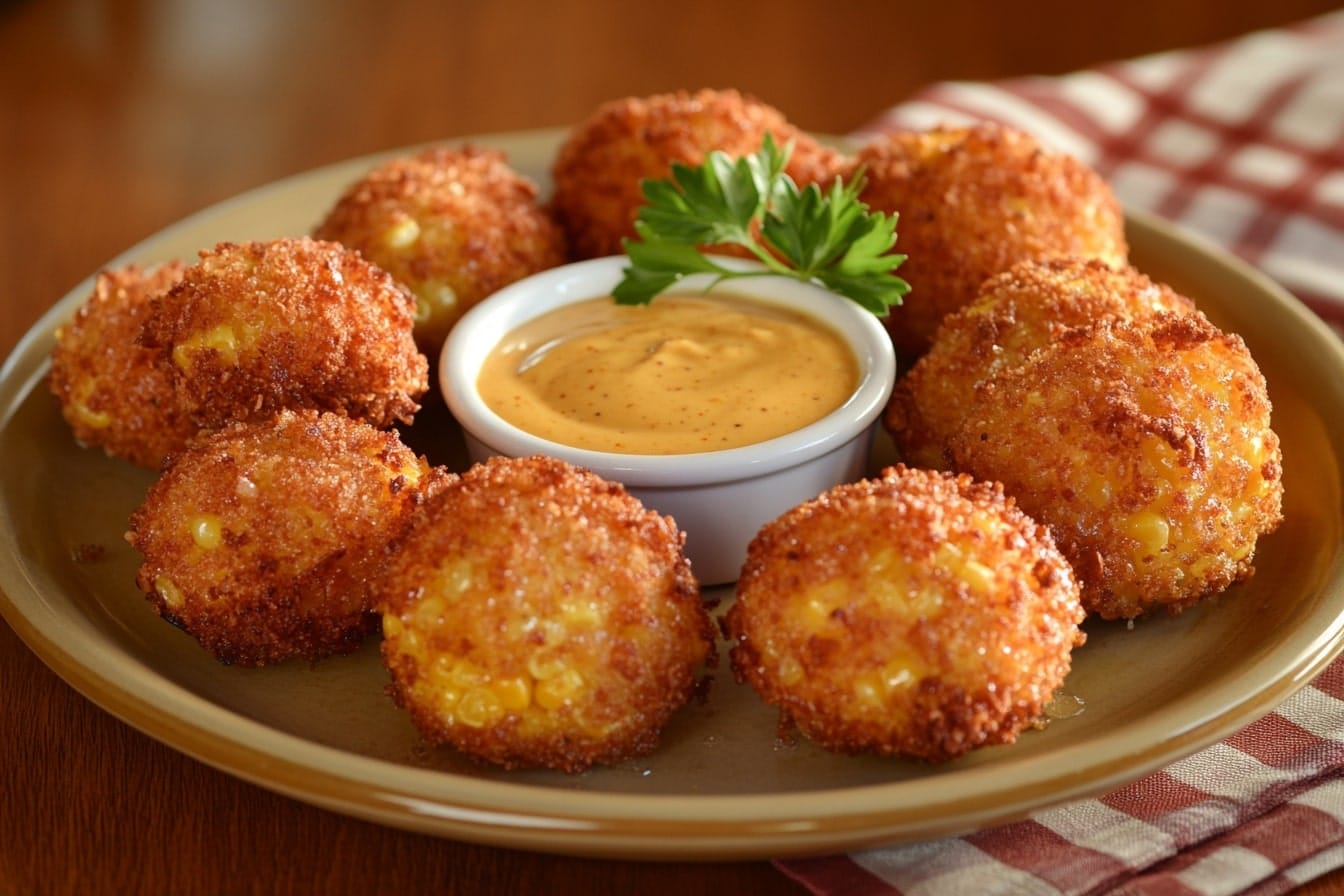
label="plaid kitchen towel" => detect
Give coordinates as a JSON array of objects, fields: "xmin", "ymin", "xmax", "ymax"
[{"xmin": 778, "ymin": 11, "xmax": 1344, "ymax": 896}]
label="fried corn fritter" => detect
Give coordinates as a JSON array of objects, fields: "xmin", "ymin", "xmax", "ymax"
[
  {"xmin": 887, "ymin": 258, "xmax": 1197, "ymax": 469},
  {"xmin": 948, "ymin": 313, "xmax": 1284, "ymax": 619},
  {"xmin": 725, "ymin": 465, "xmax": 1084, "ymax": 763},
  {"xmin": 854, "ymin": 122, "xmax": 1129, "ymax": 358},
  {"xmin": 378, "ymin": 455, "xmax": 716, "ymax": 773},
  {"xmin": 550, "ymin": 88, "xmax": 847, "ymax": 259},
  {"xmin": 141, "ymin": 237, "xmax": 428, "ymax": 431},
  {"xmin": 49, "ymin": 262, "xmax": 197, "ymax": 469},
  {"xmin": 126, "ymin": 410, "xmax": 437, "ymax": 666},
  {"xmin": 314, "ymin": 145, "xmax": 567, "ymax": 357}
]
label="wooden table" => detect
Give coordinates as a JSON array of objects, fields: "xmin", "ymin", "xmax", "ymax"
[{"xmin": 3, "ymin": 1, "xmax": 1341, "ymax": 893}]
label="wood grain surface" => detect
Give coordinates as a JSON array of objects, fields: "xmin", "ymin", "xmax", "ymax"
[{"xmin": 2, "ymin": 1, "xmax": 1341, "ymax": 893}]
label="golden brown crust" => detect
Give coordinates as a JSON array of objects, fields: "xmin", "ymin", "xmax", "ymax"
[
  {"xmin": 48, "ymin": 262, "xmax": 197, "ymax": 469},
  {"xmin": 947, "ymin": 313, "xmax": 1284, "ymax": 618},
  {"xmin": 377, "ymin": 455, "xmax": 715, "ymax": 773},
  {"xmin": 126, "ymin": 410, "xmax": 439, "ymax": 666},
  {"xmin": 550, "ymin": 88, "xmax": 847, "ymax": 259},
  {"xmin": 314, "ymin": 145, "xmax": 567, "ymax": 356},
  {"xmin": 886, "ymin": 258, "xmax": 1197, "ymax": 469},
  {"xmin": 141, "ymin": 237, "xmax": 428, "ymax": 431},
  {"xmin": 725, "ymin": 464, "xmax": 1084, "ymax": 762},
  {"xmin": 855, "ymin": 122, "xmax": 1128, "ymax": 358}
]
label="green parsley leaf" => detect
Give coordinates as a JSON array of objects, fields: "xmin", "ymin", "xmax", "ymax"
[{"xmin": 613, "ymin": 134, "xmax": 910, "ymax": 315}]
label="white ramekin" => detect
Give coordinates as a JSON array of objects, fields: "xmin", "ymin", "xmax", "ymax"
[{"xmin": 439, "ymin": 255, "xmax": 897, "ymax": 585}]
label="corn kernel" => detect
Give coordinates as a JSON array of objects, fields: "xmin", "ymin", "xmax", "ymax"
[
  {"xmin": 449, "ymin": 658, "xmax": 486, "ymax": 690},
  {"xmin": 412, "ymin": 282, "xmax": 457, "ymax": 324},
  {"xmin": 456, "ymin": 688, "xmax": 504, "ymax": 728},
  {"xmin": 414, "ymin": 595, "xmax": 447, "ymax": 629},
  {"xmin": 432, "ymin": 686, "xmax": 461, "ymax": 720},
  {"xmin": 526, "ymin": 650, "xmax": 566, "ymax": 681},
  {"xmin": 172, "ymin": 324, "xmax": 239, "ymax": 370},
  {"xmin": 383, "ymin": 217, "xmax": 421, "ymax": 250},
  {"xmin": 493, "ymin": 676, "xmax": 532, "ymax": 712},
  {"xmin": 190, "ymin": 514, "xmax": 223, "ymax": 550},
  {"xmin": 1083, "ymin": 476, "xmax": 1113, "ymax": 509},
  {"xmin": 853, "ymin": 676, "xmax": 883, "ymax": 706},
  {"xmin": 801, "ymin": 593, "xmax": 838, "ymax": 628},
  {"xmin": 430, "ymin": 561, "xmax": 475, "ymax": 601},
  {"xmin": 1125, "ymin": 511, "xmax": 1170, "ymax": 555},
  {"xmin": 534, "ymin": 668, "xmax": 583, "ymax": 710},
  {"xmin": 154, "ymin": 575, "xmax": 185, "ymax": 610},
  {"xmin": 561, "ymin": 599, "xmax": 603, "ymax": 628},
  {"xmin": 70, "ymin": 402, "xmax": 112, "ymax": 430},
  {"xmin": 775, "ymin": 654, "xmax": 803, "ymax": 686},
  {"xmin": 959, "ymin": 560, "xmax": 995, "ymax": 595}
]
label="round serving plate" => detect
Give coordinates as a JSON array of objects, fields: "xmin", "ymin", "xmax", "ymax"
[{"xmin": 1, "ymin": 130, "xmax": 1341, "ymax": 860}]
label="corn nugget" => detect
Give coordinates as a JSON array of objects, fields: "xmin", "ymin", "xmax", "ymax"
[
  {"xmin": 378, "ymin": 455, "xmax": 715, "ymax": 773},
  {"xmin": 126, "ymin": 410, "xmax": 437, "ymax": 666},
  {"xmin": 855, "ymin": 122, "xmax": 1128, "ymax": 358},
  {"xmin": 948, "ymin": 313, "xmax": 1283, "ymax": 618},
  {"xmin": 725, "ymin": 464, "xmax": 1084, "ymax": 762}
]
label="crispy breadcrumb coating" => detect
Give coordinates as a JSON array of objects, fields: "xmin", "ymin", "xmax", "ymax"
[
  {"xmin": 550, "ymin": 88, "xmax": 847, "ymax": 259},
  {"xmin": 48, "ymin": 262, "xmax": 196, "ymax": 469},
  {"xmin": 725, "ymin": 464, "xmax": 1084, "ymax": 763},
  {"xmin": 378, "ymin": 455, "xmax": 715, "ymax": 773},
  {"xmin": 887, "ymin": 258, "xmax": 1196, "ymax": 469},
  {"xmin": 854, "ymin": 122, "xmax": 1128, "ymax": 358},
  {"xmin": 141, "ymin": 237, "xmax": 428, "ymax": 431},
  {"xmin": 314, "ymin": 145, "xmax": 567, "ymax": 357},
  {"xmin": 126, "ymin": 410, "xmax": 439, "ymax": 666},
  {"xmin": 948, "ymin": 313, "xmax": 1284, "ymax": 619}
]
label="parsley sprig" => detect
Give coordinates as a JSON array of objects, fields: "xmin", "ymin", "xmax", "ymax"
[{"xmin": 612, "ymin": 134, "xmax": 910, "ymax": 315}]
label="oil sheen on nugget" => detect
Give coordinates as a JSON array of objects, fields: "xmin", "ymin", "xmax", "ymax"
[
  {"xmin": 126, "ymin": 410, "xmax": 437, "ymax": 666},
  {"xmin": 725, "ymin": 465, "xmax": 1085, "ymax": 763},
  {"xmin": 377, "ymin": 455, "xmax": 716, "ymax": 773}
]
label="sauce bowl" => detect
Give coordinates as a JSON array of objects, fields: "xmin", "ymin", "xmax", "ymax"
[{"xmin": 439, "ymin": 255, "xmax": 897, "ymax": 585}]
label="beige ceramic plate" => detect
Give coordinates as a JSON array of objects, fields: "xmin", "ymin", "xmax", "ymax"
[{"xmin": 2, "ymin": 130, "xmax": 1343, "ymax": 861}]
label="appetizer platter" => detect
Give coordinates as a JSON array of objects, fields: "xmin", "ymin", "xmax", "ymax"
[{"xmin": 2, "ymin": 112, "xmax": 1343, "ymax": 859}]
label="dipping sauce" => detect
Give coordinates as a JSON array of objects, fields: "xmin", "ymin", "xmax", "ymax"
[{"xmin": 477, "ymin": 294, "xmax": 859, "ymax": 454}]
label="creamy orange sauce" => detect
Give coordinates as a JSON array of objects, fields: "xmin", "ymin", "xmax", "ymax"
[{"xmin": 478, "ymin": 294, "xmax": 859, "ymax": 454}]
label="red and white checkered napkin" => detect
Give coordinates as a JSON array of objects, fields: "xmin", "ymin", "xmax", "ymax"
[
  {"xmin": 779, "ymin": 12, "xmax": 1344, "ymax": 896},
  {"xmin": 852, "ymin": 10, "xmax": 1344, "ymax": 338},
  {"xmin": 780, "ymin": 656, "xmax": 1344, "ymax": 894}
]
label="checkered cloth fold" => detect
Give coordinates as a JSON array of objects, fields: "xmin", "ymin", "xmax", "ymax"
[
  {"xmin": 778, "ymin": 12, "xmax": 1344, "ymax": 895},
  {"xmin": 850, "ymin": 10, "xmax": 1344, "ymax": 337}
]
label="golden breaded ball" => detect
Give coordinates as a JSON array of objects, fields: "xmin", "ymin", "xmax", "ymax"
[
  {"xmin": 378, "ymin": 455, "xmax": 715, "ymax": 773},
  {"xmin": 887, "ymin": 258, "xmax": 1196, "ymax": 469},
  {"xmin": 141, "ymin": 237, "xmax": 428, "ymax": 431},
  {"xmin": 126, "ymin": 410, "xmax": 438, "ymax": 666},
  {"xmin": 855, "ymin": 122, "xmax": 1128, "ymax": 358},
  {"xmin": 48, "ymin": 262, "xmax": 196, "ymax": 469},
  {"xmin": 314, "ymin": 145, "xmax": 567, "ymax": 356},
  {"xmin": 550, "ymin": 88, "xmax": 847, "ymax": 259},
  {"xmin": 725, "ymin": 464, "xmax": 1084, "ymax": 763},
  {"xmin": 947, "ymin": 313, "xmax": 1284, "ymax": 619}
]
